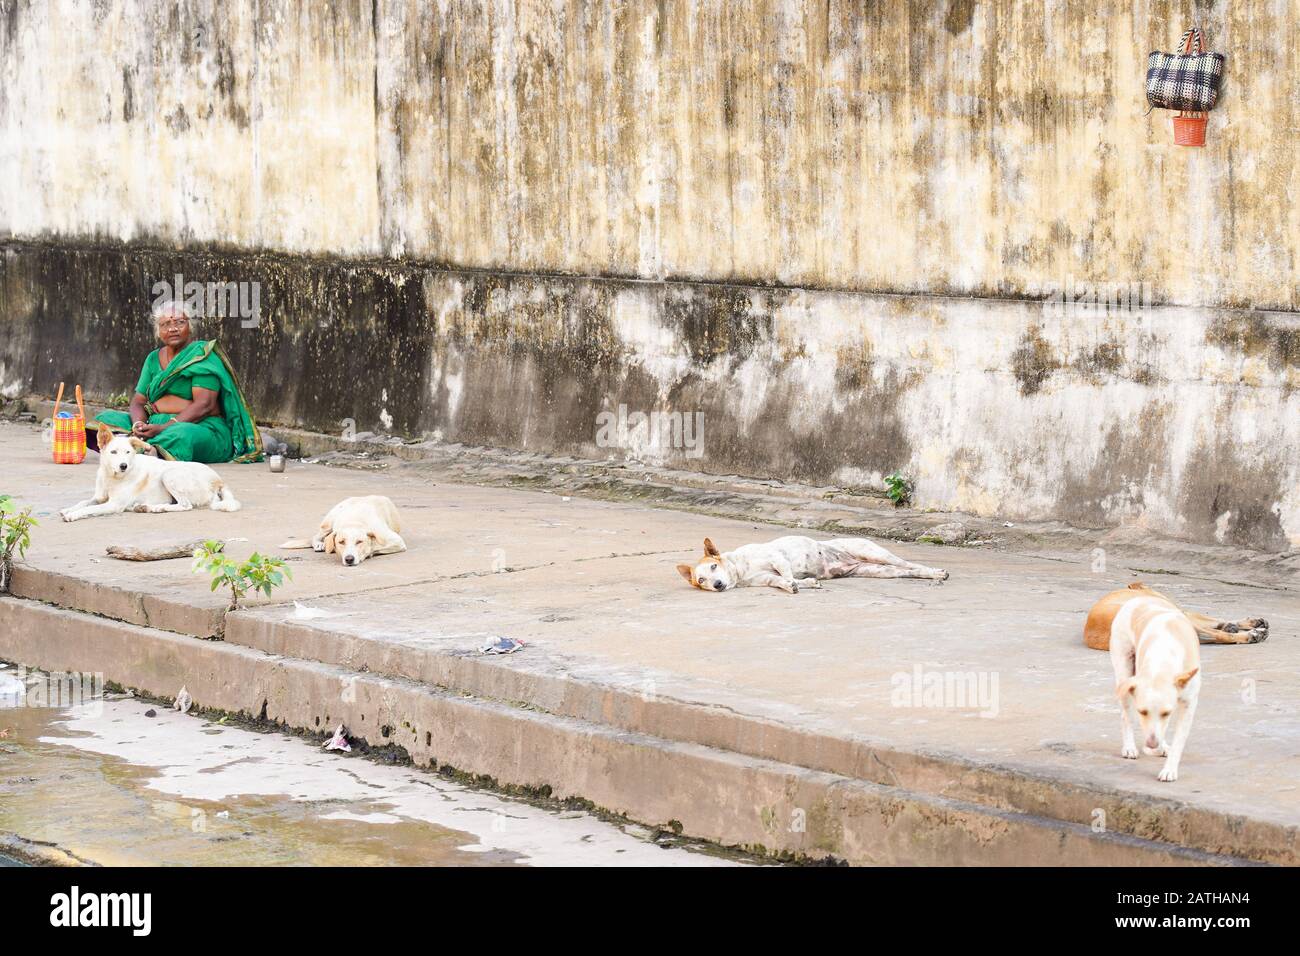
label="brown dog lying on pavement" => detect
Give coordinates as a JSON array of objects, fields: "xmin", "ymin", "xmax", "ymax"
[{"xmin": 1083, "ymin": 582, "xmax": 1268, "ymax": 650}]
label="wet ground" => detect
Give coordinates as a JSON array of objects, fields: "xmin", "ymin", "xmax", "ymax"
[{"xmin": 0, "ymin": 667, "xmax": 740, "ymax": 867}]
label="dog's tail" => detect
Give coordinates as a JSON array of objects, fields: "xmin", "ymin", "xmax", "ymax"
[
  {"xmin": 211, "ymin": 481, "xmax": 241, "ymax": 513},
  {"xmin": 279, "ymin": 537, "xmax": 314, "ymax": 549}
]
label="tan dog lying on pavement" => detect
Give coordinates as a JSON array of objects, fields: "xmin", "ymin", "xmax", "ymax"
[
  {"xmin": 61, "ymin": 424, "xmax": 241, "ymax": 522},
  {"xmin": 1108, "ymin": 591, "xmax": 1202, "ymax": 782},
  {"xmin": 280, "ymin": 495, "xmax": 405, "ymax": 567},
  {"xmin": 677, "ymin": 535, "xmax": 947, "ymax": 594},
  {"xmin": 1083, "ymin": 582, "xmax": 1267, "ymax": 649}
]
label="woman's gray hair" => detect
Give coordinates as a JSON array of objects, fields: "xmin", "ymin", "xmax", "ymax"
[{"xmin": 151, "ymin": 297, "xmax": 201, "ymax": 333}]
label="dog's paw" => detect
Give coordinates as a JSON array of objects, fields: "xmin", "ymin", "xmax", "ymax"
[
  {"xmin": 1246, "ymin": 626, "xmax": 1269, "ymax": 644},
  {"xmin": 1120, "ymin": 745, "xmax": 1139, "ymax": 759},
  {"xmin": 797, "ymin": 578, "xmax": 821, "ymax": 589},
  {"xmin": 59, "ymin": 511, "xmax": 75, "ymax": 523},
  {"xmin": 132, "ymin": 503, "xmax": 152, "ymax": 513},
  {"xmin": 1143, "ymin": 745, "xmax": 1167, "ymax": 757},
  {"xmin": 1157, "ymin": 765, "xmax": 1179, "ymax": 782},
  {"xmin": 312, "ymin": 541, "xmax": 326, "ymax": 552}
]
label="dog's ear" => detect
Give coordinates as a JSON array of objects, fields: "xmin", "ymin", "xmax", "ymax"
[
  {"xmin": 1116, "ymin": 678, "xmax": 1137, "ymax": 700},
  {"xmin": 96, "ymin": 423, "xmax": 115, "ymax": 446},
  {"xmin": 676, "ymin": 563, "xmax": 695, "ymax": 584},
  {"xmin": 1174, "ymin": 667, "xmax": 1199, "ymax": 689},
  {"xmin": 128, "ymin": 437, "xmax": 150, "ymax": 451},
  {"xmin": 703, "ymin": 538, "xmax": 720, "ymax": 558},
  {"xmin": 323, "ymin": 532, "xmax": 337, "ymax": 554}
]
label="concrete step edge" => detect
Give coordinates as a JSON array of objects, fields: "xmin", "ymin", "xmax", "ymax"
[
  {"xmin": 0, "ymin": 594, "xmax": 1268, "ymax": 866},
  {"xmin": 222, "ymin": 607, "xmax": 1299, "ymax": 866},
  {"xmin": 9, "ymin": 565, "xmax": 224, "ymax": 638},
  {"xmin": 7, "ymin": 557, "xmax": 1296, "ymax": 866}
]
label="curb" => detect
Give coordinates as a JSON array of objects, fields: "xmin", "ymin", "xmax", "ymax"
[{"xmin": 0, "ymin": 595, "xmax": 1255, "ymax": 867}]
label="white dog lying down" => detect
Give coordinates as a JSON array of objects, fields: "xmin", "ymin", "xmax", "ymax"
[
  {"xmin": 1110, "ymin": 593, "xmax": 1202, "ymax": 782},
  {"xmin": 280, "ymin": 495, "xmax": 405, "ymax": 567},
  {"xmin": 60, "ymin": 425, "xmax": 241, "ymax": 522},
  {"xmin": 677, "ymin": 535, "xmax": 948, "ymax": 593}
]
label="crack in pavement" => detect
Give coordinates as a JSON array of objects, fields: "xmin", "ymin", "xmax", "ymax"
[{"xmin": 244, "ymin": 549, "xmax": 690, "ymax": 614}]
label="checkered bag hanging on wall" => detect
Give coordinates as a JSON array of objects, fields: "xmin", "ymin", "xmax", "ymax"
[{"xmin": 1145, "ymin": 27, "xmax": 1225, "ymax": 112}]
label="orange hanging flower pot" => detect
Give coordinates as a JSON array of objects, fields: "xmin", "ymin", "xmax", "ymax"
[
  {"xmin": 1173, "ymin": 111, "xmax": 1208, "ymax": 147},
  {"xmin": 1145, "ymin": 26, "xmax": 1223, "ymax": 147}
]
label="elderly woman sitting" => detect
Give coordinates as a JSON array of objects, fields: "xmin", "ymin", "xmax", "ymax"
[{"xmin": 92, "ymin": 300, "xmax": 262, "ymax": 463}]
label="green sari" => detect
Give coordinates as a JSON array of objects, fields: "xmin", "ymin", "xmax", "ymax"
[{"xmin": 95, "ymin": 340, "xmax": 263, "ymax": 463}]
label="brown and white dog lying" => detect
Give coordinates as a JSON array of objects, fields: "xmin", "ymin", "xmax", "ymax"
[
  {"xmin": 280, "ymin": 495, "xmax": 406, "ymax": 567},
  {"xmin": 677, "ymin": 535, "xmax": 947, "ymax": 594},
  {"xmin": 1083, "ymin": 583, "xmax": 1267, "ymax": 650}
]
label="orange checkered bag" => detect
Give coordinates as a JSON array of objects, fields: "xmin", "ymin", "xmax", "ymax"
[{"xmin": 51, "ymin": 382, "xmax": 88, "ymax": 464}]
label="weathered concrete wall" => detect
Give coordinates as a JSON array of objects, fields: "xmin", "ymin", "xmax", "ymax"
[
  {"xmin": 3, "ymin": 244, "xmax": 1297, "ymax": 549},
  {"xmin": 1, "ymin": 1, "xmax": 1298, "ymax": 548},
  {"xmin": 3, "ymin": 0, "xmax": 1297, "ymax": 306}
]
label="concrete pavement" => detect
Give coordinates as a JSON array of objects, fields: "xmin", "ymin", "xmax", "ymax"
[{"xmin": 1, "ymin": 420, "xmax": 1296, "ymax": 864}]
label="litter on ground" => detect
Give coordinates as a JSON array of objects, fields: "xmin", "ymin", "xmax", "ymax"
[
  {"xmin": 324, "ymin": 724, "xmax": 352, "ymax": 753},
  {"xmin": 480, "ymin": 636, "xmax": 526, "ymax": 655},
  {"xmin": 291, "ymin": 601, "xmax": 333, "ymax": 620}
]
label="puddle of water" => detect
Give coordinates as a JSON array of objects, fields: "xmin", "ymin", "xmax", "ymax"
[
  {"xmin": 0, "ymin": 671, "xmax": 24, "ymax": 707},
  {"xmin": 0, "ymin": 692, "xmax": 739, "ymax": 867}
]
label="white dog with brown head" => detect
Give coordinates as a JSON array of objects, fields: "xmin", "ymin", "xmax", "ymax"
[
  {"xmin": 60, "ymin": 424, "xmax": 241, "ymax": 522},
  {"xmin": 677, "ymin": 535, "xmax": 948, "ymax": 594}
]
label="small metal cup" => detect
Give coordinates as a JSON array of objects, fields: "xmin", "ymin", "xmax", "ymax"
[{"xmin": 268, "ymin": 454, "xmax": 285, "ymax": 473}]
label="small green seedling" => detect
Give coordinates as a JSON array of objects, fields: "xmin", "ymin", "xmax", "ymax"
[
  {"xmin": 105, "ymin": 391, "xmax": 132, "ymax": 409},
  {"xmin": 0, "ymin": 494, "xmax": 38, "ymax": 593},
  {"xmin": 191, "ymin": 539, "xmax": 291, "ymax": 611},
  {"xmin": 884, "ymin": 471, "xmax": 913, "ymax": 508}
]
